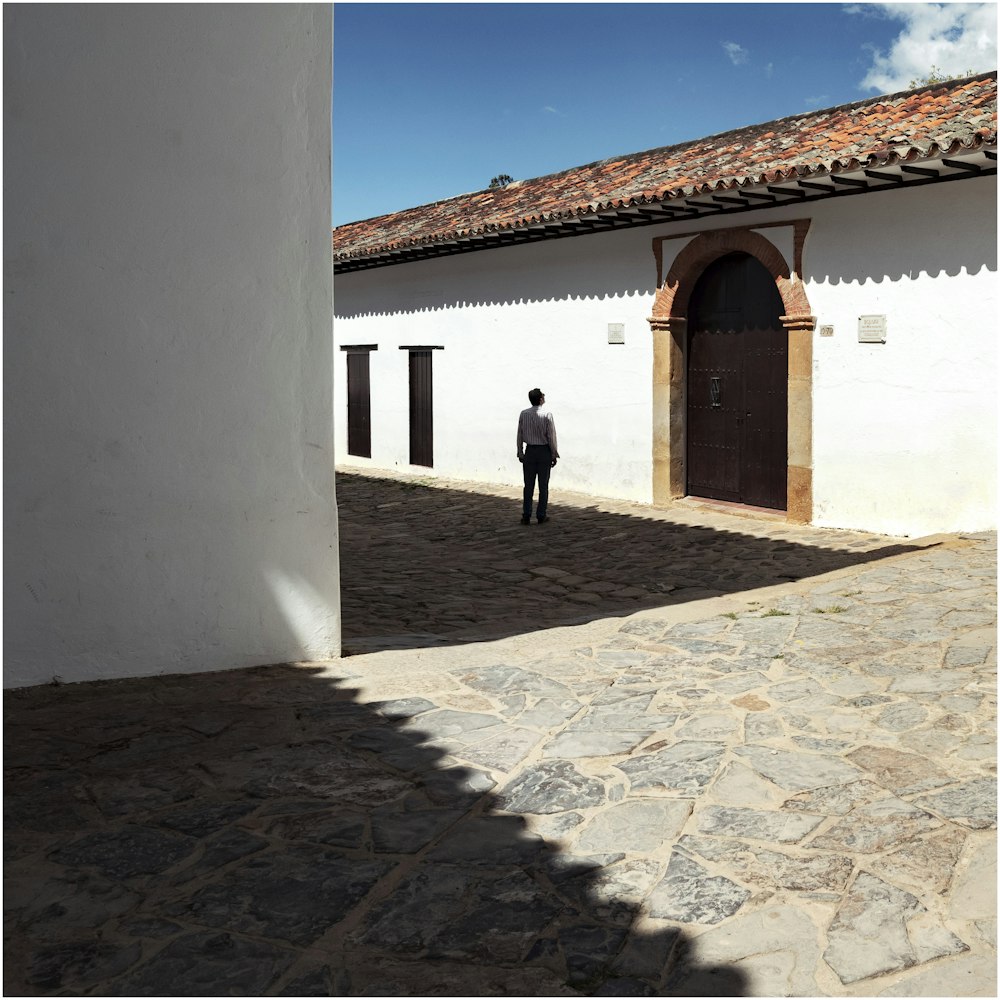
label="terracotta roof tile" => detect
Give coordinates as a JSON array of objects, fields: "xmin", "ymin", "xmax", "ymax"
[{"xmin": 334, "ymin": 74, "xmax": 997, "ymax": 262}]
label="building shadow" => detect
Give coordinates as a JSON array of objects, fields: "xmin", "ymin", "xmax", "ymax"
[
  {"xmin": 337, "ymin": 471, "xmax": 922, "ymax": 655},
  {"xmin": 4, "ymin": 663, "xmax": 749, "ymax": 996}
]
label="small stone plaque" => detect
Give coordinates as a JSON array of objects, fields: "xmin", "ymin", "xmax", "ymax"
[
  {"xmin": 608, "ymin": 323, "xmax": 625, "ymax": 345},
  {"xmin": 819, "ymin": 324, "xmax": 834, "ymax": 338},
  {"xmin": 858, "ymin": 315, "xmax": 887, "ymax": 343}
]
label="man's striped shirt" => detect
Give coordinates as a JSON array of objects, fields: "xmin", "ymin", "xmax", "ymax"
[{"xmin": 517, "ymin": 406, "xmax": 559, "ymax": 458}]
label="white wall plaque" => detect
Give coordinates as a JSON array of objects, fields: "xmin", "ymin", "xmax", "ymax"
[
  {"xmin": 608, "ymin": 323, "xmax": 625, "ymax": 344},
  {"xmin": 858, "ymin": 315, "xmax": 887, "ymax": 343}
]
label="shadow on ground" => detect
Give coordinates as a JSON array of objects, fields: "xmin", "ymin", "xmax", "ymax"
[
  {"xmin": 337, "ymin": 472, "xmax": 920, "ymax": 654},
  {"xmin": 5, "ymin": 664, "xmax": 748, "ymax": 996}
]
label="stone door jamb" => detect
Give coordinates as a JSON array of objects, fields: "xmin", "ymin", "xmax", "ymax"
[{"xmin": 648, "ymin": 222, "xmax": 815, "ymax": 523}]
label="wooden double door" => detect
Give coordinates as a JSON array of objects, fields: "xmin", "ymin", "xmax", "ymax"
[{"xmin": 686, "ymin": 252, "xmax": 788, "ymax": 511}]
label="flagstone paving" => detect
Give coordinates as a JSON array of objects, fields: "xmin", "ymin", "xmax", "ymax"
[{"xmin": 3, "ymin": 469, "xmax": 996, "ymax": 996}]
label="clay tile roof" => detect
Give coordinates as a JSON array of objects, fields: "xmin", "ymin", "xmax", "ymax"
[{"xmin": 334, "ymin": 73, "xmax": 997, "ymax": 264}]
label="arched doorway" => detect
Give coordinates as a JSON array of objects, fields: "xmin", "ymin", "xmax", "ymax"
[{"xmin": 686, "ymin": 251, "xmax": 787, "ymax": 510}]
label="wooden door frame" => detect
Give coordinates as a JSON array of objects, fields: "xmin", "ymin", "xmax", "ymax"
[{"xmin": 648, "ymin": 222, "xmax": 815, "ymax": 523}]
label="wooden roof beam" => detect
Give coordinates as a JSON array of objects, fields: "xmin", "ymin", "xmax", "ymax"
[
  {"xmin": 830, "ymin": 175, "xmax": 869, "ymax": 188},
  {"xmin": 900, "ymin": 164, "xmax": 940, "ymax": 178},
  {"xmin": 633, "ymin": 207, "xmax": 682, "ymax": 219},
  {"xmin": 941, "ymin": 158, "xmax": 983, "ymax": 173},
  {"xmin": 864, "ymin": 168, "xmax": 905, "ymax": 184},
  {"xmin": 767, "ymin": 185, "xmax": 807, "ymax": 199},
  {"xmin": 797, "ymin": 179, "xmax": 837, "ymax": 193},
  {"xmin": 680, "ymin": 199, "xmax": 725, "ymax": 213}
]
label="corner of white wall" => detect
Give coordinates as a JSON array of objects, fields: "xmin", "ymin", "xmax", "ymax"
[{"xmin": 3, "ymin": 5, "xmax": 338, "ymax": 687}]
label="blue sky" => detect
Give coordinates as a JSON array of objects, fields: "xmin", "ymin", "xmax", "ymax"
[{"xmin": 332, "ymin": 2, "xmax": 997, "ymax": 226}]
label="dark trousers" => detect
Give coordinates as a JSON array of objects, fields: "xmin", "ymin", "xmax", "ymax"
[{"xmin": 522, "ymin": 444, "xmax": 552, "ymax": 520}]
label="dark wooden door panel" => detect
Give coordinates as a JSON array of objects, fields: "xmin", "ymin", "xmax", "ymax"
[
  {"xmin": 409, "ymin": 350, "xmax": 433, "ymax": 467},
  {"xmin": 687, "ymin": 328, "xmax": 742, "ymax": 501},
  {"xmin": 346, "ymin": 352, "xmax": 371, "ymax": 458},
  {"xmin": 686, "ymin": 252, "xmax": 787, "ymax": 510},
  {"xmin": 743, "ymin": 327, "xmax": 788, "ymax": 509}
]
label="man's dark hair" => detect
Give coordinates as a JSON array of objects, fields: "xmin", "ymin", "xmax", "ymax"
[{"xmin": 528, "ymin": 388, "xmax": 543, "ymax": 406}]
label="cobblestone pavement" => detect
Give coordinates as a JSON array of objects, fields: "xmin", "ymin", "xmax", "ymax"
[
  {"xmin": 4, "ymin": 468, "xmax": 996, "ymax": 996},
  {"xmin": 336, "ymin": 469, "xmax": 923, "ymax": 655}
]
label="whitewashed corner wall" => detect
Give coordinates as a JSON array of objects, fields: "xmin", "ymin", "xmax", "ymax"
[
  {"xmin": 334, "ymin": 180, "xmax": 996, "ymax": 539},
  {"xmin": 4, "ymin": 5, "xmax": 338, "ymax": 687}
]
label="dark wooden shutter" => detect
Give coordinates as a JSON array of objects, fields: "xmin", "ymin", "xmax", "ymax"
[
  {"xmin": 346, "ymin": 352, "xmax": 371, "ymax": 458},
  {"xmin": 408, "ymin": 350, "xmax": 433, "ymax": 467}
]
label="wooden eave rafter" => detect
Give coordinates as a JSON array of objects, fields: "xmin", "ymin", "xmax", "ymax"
[{"xmin": 334, "ymin": 146, "xmax": 997, "ymax": 273}]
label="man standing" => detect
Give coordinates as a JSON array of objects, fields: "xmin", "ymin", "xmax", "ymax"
[{"xmin": 516, "ymin": 387, "xmax": 559, "ymax": 525}]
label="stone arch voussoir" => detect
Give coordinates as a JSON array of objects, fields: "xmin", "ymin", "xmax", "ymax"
[{"xmin": 653, "ymin": 228, "xmax": 810, "ymax": 321}]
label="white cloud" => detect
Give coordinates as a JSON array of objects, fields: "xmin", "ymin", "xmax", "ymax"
[
  {"xmin": 541, "ymin": 105, "xmax": 564, "ymax": 116},
  {"xmin": 856, "ymin": 3, "xmax": 997, "ymax": 92},
  {"xmin": 722, "ymin": 41, "xmax": 749, "ymax": 65}
]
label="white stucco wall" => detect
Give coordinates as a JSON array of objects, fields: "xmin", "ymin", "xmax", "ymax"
[
  {"xmin": 335, "ymin": 178, "xmax": 996, "ymax": 538},
  {"xmin": 807, "ymin": 177, "xmax": 997, "ymax": 537},
  {"xmin": 335, "ymin": 226, "xmax": 659, "ymax": 502},
  {"xmin": 4, "ymin": 5, "xmax": 338, "ymax": 687}
]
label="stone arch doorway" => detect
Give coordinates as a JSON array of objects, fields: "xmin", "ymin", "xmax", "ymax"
[{"xmin": 648, "ymin": 225, "xmax": 815, "ymax": 523}]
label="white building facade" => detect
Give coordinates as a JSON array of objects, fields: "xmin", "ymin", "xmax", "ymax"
[{"xmin": 335, "ymin": 77, "xmax": 997, "ymax": 539}]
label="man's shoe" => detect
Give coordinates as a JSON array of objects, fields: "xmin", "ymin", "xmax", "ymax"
[
  {"xmin": 520, "ymin": 517, "xmax": 531, "ymax": 525},
  {"xmin": 537, "ymin": 516, "xmax": 548, "ymax": 524}
]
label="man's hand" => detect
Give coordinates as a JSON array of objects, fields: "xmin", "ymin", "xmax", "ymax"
[
  {"xmin": 550, "ymin": 458, "xmax": 557, "ymax": 468},
  {"xmin": 517, "ymin": 453, "xmax": 524, "ymax": 463}
]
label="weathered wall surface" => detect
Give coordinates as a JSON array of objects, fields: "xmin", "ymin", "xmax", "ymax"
[
  {"xmin": 4, "ymin": 5, "xmax": 338, "ymax": 687},
  {"xmin": 335, "ymin": 178, "xmax": 996, "ymax": 538}
]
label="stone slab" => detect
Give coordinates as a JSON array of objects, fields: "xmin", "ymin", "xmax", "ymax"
[
  {"xmin": 617, "ymin": 742, "xmax": 727, "ymax": 794},
  {"xmin": 574, "ymin": 799, "xmax": 693, "ymax": 854},
  {"xmin": 108, "ymin": 932, "xmax": 297, "ymax": 996},
  {"xmin": 694, "ymin": 805, "xmax": 823, "ymax": 843},
  {"xmin": 732, "ymin": 746, "xmax": 861, "ymax": 791},
  {"xmin": 809, "ymin": 798, "xmax": 942, "ymax": 853},
  {"xmin": 494, "ymin": 760, "xmax": 607, "ymax": 815},
  {"xmin": 646, "ymin": 851, "xmax": 750, "ymax": 924},
  {"xmin": 48, "ymin": 826, "xmax": 197, "ymax": 880},
  {"xmin": 171, "ymin": 846, "xmax": 392, "ymax": 946},
  {"xmin": 665, "ymin": 904, "xmax": 823, "ymax": 997},
  {"xmin": 357, "ymin": 867, "xmax": 561, "ymax": 964},
  {"xmin": 915, "ymin": 778, "xmax": 997, "ymax": 830},
  {"xmin": 877, "ymin": 954, "xmax": 998, "ymax": 997}
]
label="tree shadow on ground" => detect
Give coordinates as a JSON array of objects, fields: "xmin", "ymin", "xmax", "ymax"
[
  {"xmin": 4, "ymin": 664, "xmax": 750, "ymax": 996},
  {"xmin": 337, "ymin": 471, "xmax": 922, "ymax": 654}
]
